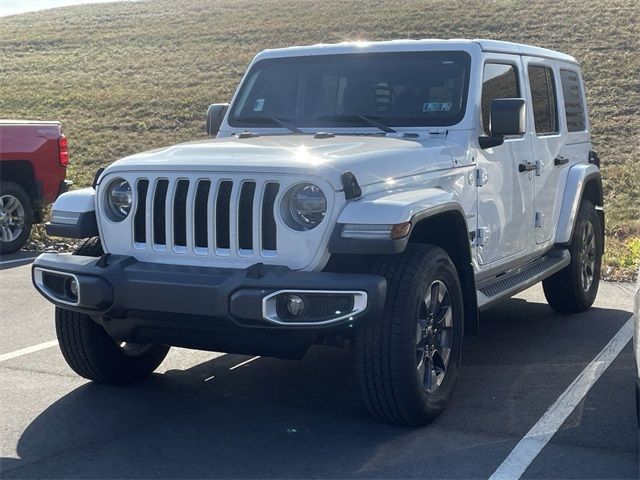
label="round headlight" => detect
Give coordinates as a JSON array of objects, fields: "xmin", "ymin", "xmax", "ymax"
[
  {"xmin": 105, "ymin": 178, "xmax": 132, "ymax": 221},
  {"xmin": 283, "ymin": 183, "xmax": 327, "ymax": 231}
]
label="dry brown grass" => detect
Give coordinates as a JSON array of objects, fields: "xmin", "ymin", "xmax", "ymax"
[{"xmin": 0, "ymin": 0, "xmax": 638, "ymax": 278}]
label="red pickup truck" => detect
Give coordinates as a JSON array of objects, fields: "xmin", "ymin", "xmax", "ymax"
[{"xmin": 0, "ymin": 120, "xmax": 71, "ymax": 254}]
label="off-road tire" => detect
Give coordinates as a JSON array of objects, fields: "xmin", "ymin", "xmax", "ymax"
[
  {"xmin": 55, "ymin": 237, "xmax": 170, "ymax": 383},
  {"xmin": 543, "ymin": 199, "xmax": 602, "ymax": 313},
  {"xmin": 0, "ymin": 181, "xmax": 33, "ymax": 255},
  {"xmin": 73, "ymin": 236, "xmax": 103, "ymax": 257},
  {"xmin": 354, "ymin": 244, "xmax": 464, "ymax": 426}
]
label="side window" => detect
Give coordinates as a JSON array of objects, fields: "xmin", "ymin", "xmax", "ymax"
[
  {"xmin": 528, "ymin": 65, "xmax": 558, "ymax": 135},
  {"xmin": 481, "ymin": 63, "xmax": 519, "ymax": 134},
  {"xmin": 560, "ymin": 69, "xmax": 586, "ymax": 132}
]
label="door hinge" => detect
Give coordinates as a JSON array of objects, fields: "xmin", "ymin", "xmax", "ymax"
[
  {"xmin": 473, "ymin": 228, "xmax": 486, "ymax": 247},
  {"xmin": 534, "ymin": 160, "xmax": 543, "ymax": 176},
  {"xmin": 475, "ymin": 168, "xmax": 489, "ymax": 187},
  {"xmin": 535, "ymin": 211, "xmax": 545, "ymax": 228}
]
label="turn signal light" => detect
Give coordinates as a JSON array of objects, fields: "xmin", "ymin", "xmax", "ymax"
[{"xmin": 391, "ymin": 221, "xmax": 411, "ymax": 239}]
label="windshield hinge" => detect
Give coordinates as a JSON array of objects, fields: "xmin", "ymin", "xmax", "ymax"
[
  {"xmin": 314, "ymin": 132, "xmax": 335, "ymax": 139},
  {"xmin": 237, "ymin": 131, "xmax": 260, "ymax": 139},
  {"xmin": 427, "ymin": 129, "xmax": 449, "ymax": 137}
]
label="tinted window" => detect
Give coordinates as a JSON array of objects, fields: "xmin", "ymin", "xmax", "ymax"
[
  {"xmin": 560, "ymin": 69, "xmax": 586, "ymax": 131},
  {"xmin": 528, "ymin": 65, "xmax": 558, "ymax": 135},
  {"xmin": 481, "ymin": 63, "xmax": 519, "ymax": 134},
  {"xmin": 229, "ymin": 51, "xmax": 471, "ymax": 128}
]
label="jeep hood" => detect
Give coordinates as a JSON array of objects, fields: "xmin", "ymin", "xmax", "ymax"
[{"xmin": 104, "ymin": 135, "xmax": 460, "ymax": 190}]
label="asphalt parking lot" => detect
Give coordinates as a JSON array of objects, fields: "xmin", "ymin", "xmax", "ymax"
[{"xmin": 0, "ymin": 252, "xmax": 638, "ymax": 479}]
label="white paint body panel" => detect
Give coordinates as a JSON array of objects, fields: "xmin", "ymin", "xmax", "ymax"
[
  {"xmin": 103, "ymin": 135, "xmax": 457, "ymax": 191},
  {"xmin": 51, "ymin": 188, "xmax": 95, "ymax": 213}
]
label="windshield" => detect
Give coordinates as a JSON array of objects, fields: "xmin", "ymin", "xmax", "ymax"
[{"xmin": 229, "ymin": 51, "xmax": 471, "ymax": 129}]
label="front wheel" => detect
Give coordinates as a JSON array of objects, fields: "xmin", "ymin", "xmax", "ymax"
[
  {"xmin": 55, "ymin": 308, "xmax": 170, "ymax": 383},
  {"xmin": 543, "ymin": 199, "xmax": 603, "ymax": 313},
  {"xmin": 354, "ymin": 244, "xmax": 464, "ymax": 426},
  {"xmin": 54, "ymin": 237, "xmax": 170, "ymax": 383}
]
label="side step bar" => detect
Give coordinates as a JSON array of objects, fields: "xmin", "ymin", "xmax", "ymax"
[{"xmin": 476, "ymin": 249, "xmax": 570, "ymax": 311}]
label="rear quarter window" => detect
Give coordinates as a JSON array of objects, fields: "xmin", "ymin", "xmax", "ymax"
[{"xmin": 560, "ymin": 69, "xmax": 587, "ymax": 132}]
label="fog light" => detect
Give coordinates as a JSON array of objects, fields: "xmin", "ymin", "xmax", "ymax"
[
  {"xmin": 284, "ymin": 294, "xmax": 305, "ymax": 317},
  {"xmin": 264, "ymin": 290, "xmax": 368, "ymax": 325},
  {"xmin": 66, "ymin": 278, "xmax": 78, "ymax": 301}
]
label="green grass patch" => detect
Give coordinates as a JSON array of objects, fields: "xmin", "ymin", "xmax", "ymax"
[{"xmin": 1, "ymin": 0, "xmax": 638, "ymax": 279}]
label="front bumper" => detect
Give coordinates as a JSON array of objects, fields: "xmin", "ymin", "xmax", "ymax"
[{"xmin": 32, "ymin": 253, "xmax": 386, "ymax": 358}]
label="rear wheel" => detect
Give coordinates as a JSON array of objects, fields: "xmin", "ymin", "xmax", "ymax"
[
  {"xmin": 354, "ymin": 244, "xmax": 464, "ymax": 426},
  {"xmin": 543, "ymin": 199, "xmax": 602, "ymax": 313},
  {"xmin": 0, "ymin": 181, "xmax": 33, "ymax": 254},
  {"xmin": 55, "ymin": 237, "xmax": 169, "ymax": 383}
]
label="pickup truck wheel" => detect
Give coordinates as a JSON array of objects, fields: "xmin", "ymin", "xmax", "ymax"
[
  {"xmin": 54, "ymin": 237, "xmax": 170, "ymax": 383},
  {"xmin": 0, "ymin": 181, "xmax": 33, "ymax": 254},
  {"xmin": 354, "ymin": 244, "xmax": 464, "ymax": 426},
  {"xmin": 543, "ymin": 199, "xmax": 602, "ymax": 313}
]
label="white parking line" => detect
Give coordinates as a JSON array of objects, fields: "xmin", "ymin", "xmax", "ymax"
[
  {"xmin": 0, "ymin": 257, "xmax": 35, "ymax": 267},
  {"xmin": 489, "ymin": 316, "xmax": 633, "ymax": 480},
  {"xmin": 0, "ymin": 340, "xmax": 59, "ymax": 363},
  {"xmin": 229, "ymin": 356, "xmax": 260, "ymax": 370}
]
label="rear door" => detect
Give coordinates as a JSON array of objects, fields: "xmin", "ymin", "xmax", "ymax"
[
  {"xmin": 476, "ymin": 56, "xmax": 535, "ymax": 266},
  {"xmin": 522, "ymin": 57, "xmax": 564, "ymax": 245},
  {"xmin": 553, "ymin": 67, "xmax": 591, "ymax": 235}
]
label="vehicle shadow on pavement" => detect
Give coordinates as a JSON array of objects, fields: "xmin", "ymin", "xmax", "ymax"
[{"xmin": 1, "ymin": 299, "xmax": 636, "ymax": 478}]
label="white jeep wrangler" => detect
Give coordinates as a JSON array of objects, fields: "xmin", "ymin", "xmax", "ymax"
[{"xmin": 33, "ymin": 39, "xmax": 604, "ymax": 426}]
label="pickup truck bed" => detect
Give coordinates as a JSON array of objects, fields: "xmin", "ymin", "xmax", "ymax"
[{"xmin": 0, "ymin": 120, "xmax": 70, "ymax": 253}]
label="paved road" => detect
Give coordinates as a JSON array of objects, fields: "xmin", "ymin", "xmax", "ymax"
[{"xmin": 0, "ymin": 253, "xmax": 637, "ymax": 478}]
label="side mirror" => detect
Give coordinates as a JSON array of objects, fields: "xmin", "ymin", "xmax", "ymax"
[
  {"xmin": 490, "ymin": 98, "xmax": 526, "ymax": 136},
  {"xmin": 479, "ymin": 98, "xmax": 526, "ymax": 149},
  {"xmin": 206, "ymin": 103, "xmax": 229, "ymax": 136}
]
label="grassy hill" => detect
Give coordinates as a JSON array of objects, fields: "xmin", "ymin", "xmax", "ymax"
[{"xmin": 0, "ymin": 0, "xmax": 638, "ymax": 279}]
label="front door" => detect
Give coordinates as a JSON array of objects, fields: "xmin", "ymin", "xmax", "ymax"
[{"xmin": 476, "ymin": 56, "xmax": 535, "ymax": 266}]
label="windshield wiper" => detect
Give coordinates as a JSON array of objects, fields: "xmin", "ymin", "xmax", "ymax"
[
  {"xmin": 316, "ymin": 115, "xmax": 397, "ymax": 134},
  {"xmin": 234, "ymin": 116, "xmax": 302, "ymax": 134}
]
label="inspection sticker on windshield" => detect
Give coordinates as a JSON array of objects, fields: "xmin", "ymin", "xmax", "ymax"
[
  {"xmin": 253, "ymin": 99, "xmax": 265, "ymax": 112},
  {"xmin": 423, "ymin": 102, "xmax": 452, "ymax": 112}
]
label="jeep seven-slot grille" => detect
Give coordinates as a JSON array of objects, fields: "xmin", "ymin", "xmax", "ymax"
[
  {"xmin": 153, "ymin": 180, "xmax": 169, "ymax": 245},
  {"xmin": 133, "ymin": 178, "xmax": 280, "ymax": 255},
  {"xmin": 216, "ymin": 181, "xmax": 233, "ymax": 250},
  {"xmin": 134, "ymin": 180, "xmax": 148, "ymax": 243},
  {"xmin": 194, "ymin": 180, "xmax": 211, "ymax": 248}
]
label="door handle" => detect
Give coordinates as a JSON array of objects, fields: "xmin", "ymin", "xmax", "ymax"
[
  {"xmin": 554, "ymin": 156, "xmax": 569, "ymax": 166},
  {"xmin": 518, "ymin": 162, "xmax": 537, "ymax": 172}
]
